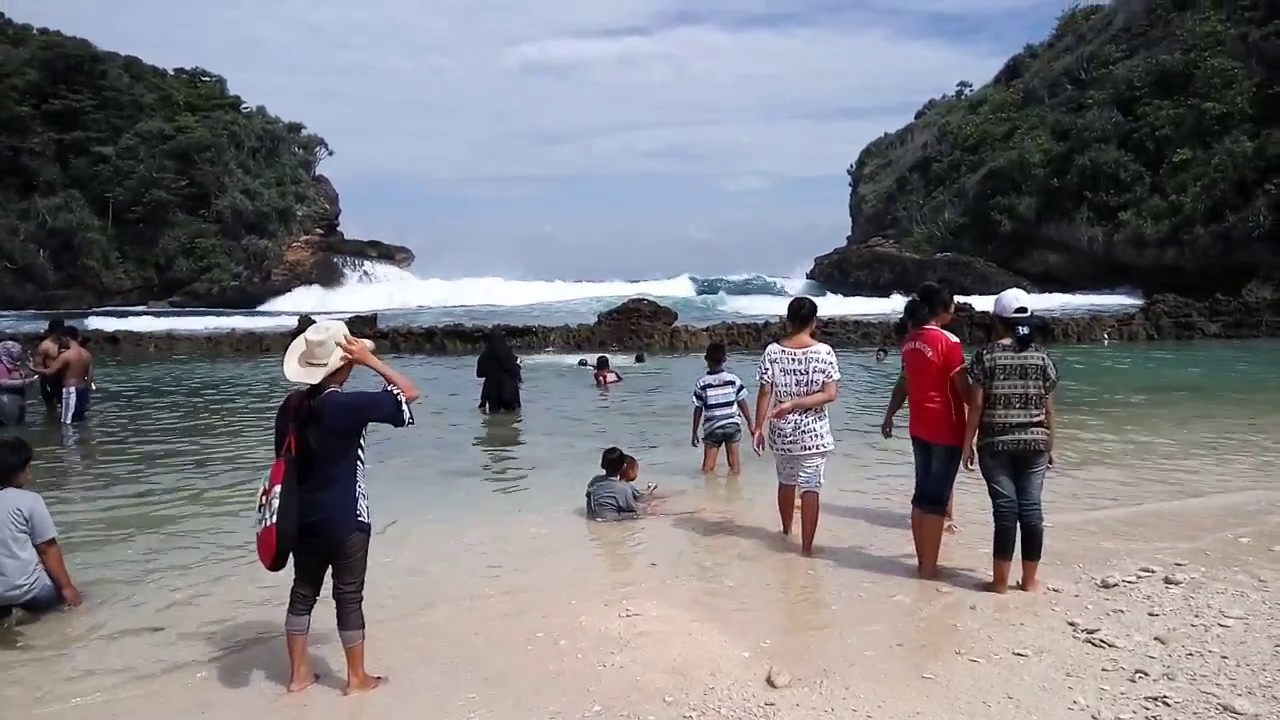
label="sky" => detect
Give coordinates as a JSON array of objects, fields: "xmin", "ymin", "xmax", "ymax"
[{"xmin": 9, "ymin": 1, "xmax": 1086, "ymax": 281}]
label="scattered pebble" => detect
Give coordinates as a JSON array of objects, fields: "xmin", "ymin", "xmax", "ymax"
[
  {"xmin": 1067, "ymin": 618, "xmax": 1082, "ymax": 627},
  {"xmin": 766, "ymin": 666, "xmax": 792, "ymax": 689},
  {"xmin": 1121, "ymin": 575, "xmax": 1140, "ymax": 584},
  {"xmin": 1137, "ymin": 564, "xmax": 1163, "ymax": 575},
  {"xmin": 1217, "ymin": 619, "xmax": 1236, "ymax": 628},
  {"xmin": 1097, "ymin": 575, "xmax": 1122, "ymax": 589},
  {"xmin": 1172, "ymin": 559, "xmax": 1190, "ymax": 567},
  {"xmin": 1220, "ymin": 698, "xmax": 1255, "ymax": 716},
  {"xmin": 618, "ymin": 607, "xmax": 641, "ymax": 619},
  {"xmin": 1154, "ymin": 632, "xmax": 1181, "ymax": 646},
  {"xmin": 1146, "ymin": 608, "xmax": 1164, "ymax": 617},
  {"xmin": 1011, "ymin": 648, "xmax": 1032, "ymax": 657},
  {"xmin": 1221, "ymin": 609, "xmax": 1248, "ymax": 620},
  {"xmin": 1163, "ymin": 573, "xmax": 1190, "ymax": 586},
  {"xmin": 921, "ymin": 673, "xmax": 936, "ymax": 680}
]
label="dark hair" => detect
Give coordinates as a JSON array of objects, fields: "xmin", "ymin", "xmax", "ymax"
[
  {"xmin": 63, "ymin": 325, "xmax": 81, "ymax": 341},
  {"xmin": 995, "ymin": 315, "xmax": 1037, "ymax": 351},
  {"xmin": 875, "ymin": 347, "xmax": 888, "ymax": 356},
  {"xmin": 45, "ymin": 319, "xmax": 65, "ymax": 336},
  {"xmin": 634, "ymin": 352, "xmax": 646, "ymax": 364},
  {"xmin": 595, "ymin": 355, "xmax": 610, "ymax": 371},
  {"xmin": 0, "ymin": 436, "xmax": 34, "ymax": 487},
  {"xmin": 600, "ymin": 446, "xmax": 627, "ymax": 475},
  {"xmin": 902, "ymin": 282, "xmax": 954, "ymax": 330},
  {"xmin": 705, "ymin": 342, "xmax": 727, "ymax": 367},
  {"xmin": 785, "ymin": 297, "xmax": 818, "ymax": 334}
]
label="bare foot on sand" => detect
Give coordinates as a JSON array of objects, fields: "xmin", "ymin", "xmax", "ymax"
[
  {"xmin": 1017, "ymin": 579, "xmax": 1040, "ymax": 592},
  {"xmin": 981, "ymin": 581, "xmax": 1010, "ymax": 594},
  {"xmin": 344, "ymin": 674, "xmax": 385, "ymax": 696},
  {"xmin": 287, "ymin": 673, "xmax": 319, "ymax": 693}
]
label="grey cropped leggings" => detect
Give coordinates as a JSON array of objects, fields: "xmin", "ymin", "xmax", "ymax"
[{"xmin": 285, "ymin": 531, "xmax": 370, "ymax": 648}]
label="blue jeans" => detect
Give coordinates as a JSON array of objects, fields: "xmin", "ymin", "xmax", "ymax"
[
  {"xmin": 0, "ymin": 575, "xmax": 63, "ymax": 620},
  {"xmin": 978, "ymin": 448, "xmax": 1049, "ymax": 562},
  {"xmin": 910, "ymin": 437, "xmax": 963, "ymax": 516}
]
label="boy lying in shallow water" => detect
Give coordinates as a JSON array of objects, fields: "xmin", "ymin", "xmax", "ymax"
[{"xmin": 585, "ymin": 447, "xmax": 656, "ymax": 521}]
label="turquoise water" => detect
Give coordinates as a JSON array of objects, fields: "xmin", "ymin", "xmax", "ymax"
[{"xmin": 2, "ymin": 340, "xmax": 1278, "ymax": 709}]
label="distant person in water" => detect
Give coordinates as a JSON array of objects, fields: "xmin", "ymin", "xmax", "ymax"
[
  {"xmin": 475, "ymin": 328, "xmax": 522, "ymax": 413},
  {"xmin": 585, "ymin": 448, "xmax": 655, "ymax": 521},
  {"xmin": 594, "ymin": 356, "xmax": 622, "ymax": 387},
  {"xmin": 691, "ymin": 342, "xmax": 754, "ymax": 474},
  {"xmin": 0, "ymin": 341, "xmax": 38, "ymax": 426},
  {"xmin": 32, "ymin": 319, "xmax": 65, "ymax": 411},
  {"xmin": 577, "ymin": 358, "xmax": 590, "ymax": 367},
  {"xmin": 875, "ymin": 347, "xmax": 889, "ymax": 363},
  {"xmin": 32, "ymin": 326, "xmax": 93, "ymax": 425},
  {"xmin": 753, "ymin": 297, "xmax": 841, "ymax": 557},
  {"xmin": 275, "ymin": 319, "xmax": 420, "ymax": 695},
  {"xmin": 881, "ymin": 282, "xmax": 967, "ymax": 581},
  {"xmin": 962, "ymin": 288, "xmax": 1058, "ymax": 594},
  {"xmin": 634, "ymin": 352, "xmax": 646, "ymax": 364},
  {"xmin": 0, "ymin": 437, "xmax": 82, "ymax": 623}
]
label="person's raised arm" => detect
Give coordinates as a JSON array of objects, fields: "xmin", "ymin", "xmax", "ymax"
[
  {"xmin": 343, "ymin": 336, "xmax": 420, "ymax": 403},
  {"xmin": 31, "ymin": 352, "xmax": 70, "ymax": 377}
]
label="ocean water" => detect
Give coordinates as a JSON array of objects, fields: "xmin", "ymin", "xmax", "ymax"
[
  {"xmin": 0, "ymin": 263, "xmax": 1143, "ymax": 334},
  {"xmin": 2, "ymin": 339, "xmax": 1279, "ymax": 716}
]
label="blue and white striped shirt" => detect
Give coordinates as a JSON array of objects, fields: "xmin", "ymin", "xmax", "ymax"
[{"xmin": 692, "ymin": 370, "xmax": 746, "ymax": 433}]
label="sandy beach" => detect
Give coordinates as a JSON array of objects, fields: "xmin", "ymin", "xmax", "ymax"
[{"xmin": 10, "ymin": 483, "xmax": 1276, "ymax": 720}]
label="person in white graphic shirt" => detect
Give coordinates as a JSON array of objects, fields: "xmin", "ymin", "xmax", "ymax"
[{"xmin": 752, "ymin": 297, "xmax": 841, "ymax": 556}]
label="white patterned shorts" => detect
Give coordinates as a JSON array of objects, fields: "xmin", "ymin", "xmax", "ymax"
[{"xmin": 774, "ymin": 452, "xmax": 828, "ymax": 494}]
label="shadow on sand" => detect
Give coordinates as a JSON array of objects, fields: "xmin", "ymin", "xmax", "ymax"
[
  {"xmin": 823, "ymin": 502, "xmax": 909, "ymax": 530},
  {"xmin": 208, "ymin": 620, "xmax": 343, "ymax": 692},
  {"xmin": 671, "ymin": 512, "xmax": 986, "ymax": 590}
]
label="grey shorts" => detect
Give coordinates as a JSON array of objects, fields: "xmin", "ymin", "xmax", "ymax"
[
  {"xmin": 775, "ymin": 452, "xmax": 828, "ymax": 493},
  {"xmin": 703, "ymin": 423, "xmax": 743, "ymax": 448}
]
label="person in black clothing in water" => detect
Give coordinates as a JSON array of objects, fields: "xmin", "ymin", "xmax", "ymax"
[
  {"xmin": 275, "ymin": 319, "xmax": 421, "ymax": 695},
  {"xmin": 476, "ymin": 328, "xmax": 522, "ymax": 412}
]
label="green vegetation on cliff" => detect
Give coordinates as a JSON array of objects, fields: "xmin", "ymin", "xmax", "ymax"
[
  {"xmin": 841, "ymin": 0, "xmax": 1278, "ymax": 297},
  {"xmin": 0, "ymin": 14, "xmax": 334, "ymax": 309}
]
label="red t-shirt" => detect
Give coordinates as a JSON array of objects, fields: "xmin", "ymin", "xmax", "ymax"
[{"xmin": 901, "ymin": 325, "xmax": 966, "ymax": 447}]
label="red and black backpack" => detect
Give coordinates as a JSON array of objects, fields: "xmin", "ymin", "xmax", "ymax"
[{"xmin": 256, "ymin": 393, "xmax": 305, "ymax": 572}]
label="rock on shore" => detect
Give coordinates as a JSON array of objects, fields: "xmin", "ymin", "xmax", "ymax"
[{"xmin": 10, "ymin": 294, "xmax": 1279, "ymax": 357}]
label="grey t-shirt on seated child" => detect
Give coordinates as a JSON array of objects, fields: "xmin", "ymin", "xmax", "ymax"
[
  {"xmin": 0, "ymin": 487, "xmax": 58, "ymax": 606},
  {"xmin": 585, "ymin": 474, "xmax": 643, "ymax": 521}
]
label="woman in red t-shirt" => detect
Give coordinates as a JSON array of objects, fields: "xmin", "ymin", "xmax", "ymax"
[{"xmin": 880, "ymin": 282, "xmax": 968, "ymax": 580}]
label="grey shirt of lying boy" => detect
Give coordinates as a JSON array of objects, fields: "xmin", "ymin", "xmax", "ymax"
[{"xmin": 585, "ymin": 474, "xmax": 644, "ymax": 521}]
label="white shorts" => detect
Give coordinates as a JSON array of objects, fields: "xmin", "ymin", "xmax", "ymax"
[{"xmin": 774, "ymin": 452, "xmax": 828, "ymax": 494}]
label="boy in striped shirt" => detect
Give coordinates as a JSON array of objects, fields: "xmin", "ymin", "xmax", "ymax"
[{"xmin": 691, "ymin": 342, "xmax": 754, "ymax": 474}]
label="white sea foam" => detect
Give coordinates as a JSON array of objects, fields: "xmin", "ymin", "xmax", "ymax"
[
  {"xmin": 720, "ymin": 292, "xmax": 1144, "ymax": 318},
  {"xmin": 68, "ymin": 259, "xmax": 1143, "ymax": 333}
]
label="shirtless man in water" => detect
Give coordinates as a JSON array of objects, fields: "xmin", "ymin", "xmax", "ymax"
[
  {"xmin": 32, "ymin": 326, "xmax": 93, "ymax": 424},
  {"xmin": 32, "ymin": 319, "xmax": 66, "ymax": 411}
]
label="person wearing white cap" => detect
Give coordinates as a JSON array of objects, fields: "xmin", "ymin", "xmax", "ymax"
[
  {"xmin": 274, "ymin": 319, "xmax": 421, "ymax": 695},
  {"xmin": 961, "ymin": 287, "xmax": 1059, "ymax": 594}
]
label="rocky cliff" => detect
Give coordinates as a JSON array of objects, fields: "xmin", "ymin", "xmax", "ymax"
[
  {"xmin": 809, "ymin": 1, "xmax": 1278, "ymax": 299},
  {"xmin": 0, "ymin": 14, "xmax": 413, "ymax": 310}
]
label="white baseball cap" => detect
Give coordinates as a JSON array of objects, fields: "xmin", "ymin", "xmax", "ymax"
[{"xmin": 992, "ymin": 288, "xmax": 1033, "ymax": 319}]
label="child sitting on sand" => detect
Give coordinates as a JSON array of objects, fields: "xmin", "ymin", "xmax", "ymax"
[
  {"xmin": 585, "ymin": 448, "xmax": 656, "ymax": 521},
  {"xmin": 593, "ymin": 356, "xmax": 622, "ymax": 387}
]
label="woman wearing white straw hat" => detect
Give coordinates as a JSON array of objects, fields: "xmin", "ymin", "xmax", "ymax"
[{"xmin": 273, "ymin": 319, "xmax": 420, "ymax": 695}]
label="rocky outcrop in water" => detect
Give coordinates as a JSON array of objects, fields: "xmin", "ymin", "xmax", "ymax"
[
  {"xmin": 15, "ymin": 295, "xmax": 1277, "ymax": 358},
  {"xmin": 807, "ymin": 237, "xmax": 1032, "ymax": 296}
]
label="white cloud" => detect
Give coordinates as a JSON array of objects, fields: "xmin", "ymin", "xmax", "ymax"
[{"xmin": 14, "ymin": 0, "xmax": 1027, "ymax": 182}]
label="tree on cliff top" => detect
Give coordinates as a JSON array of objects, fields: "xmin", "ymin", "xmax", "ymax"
[
  {"xmin": 0, "ymin": 14, "xmax": 334, "ymax": 309},
  {"xmin": 841, "ymin": 0, "xmax": 1278, "ymax": 297}
]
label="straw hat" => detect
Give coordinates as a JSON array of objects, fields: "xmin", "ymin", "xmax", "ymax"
[{"xmin": 282, "ymin": 320, "xmax": 374, "ymax": 384}]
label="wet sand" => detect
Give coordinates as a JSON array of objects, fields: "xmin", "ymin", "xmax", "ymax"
[{"xmin": 9, "ymin": 485, "xmax": 1276, "ymax": 720}]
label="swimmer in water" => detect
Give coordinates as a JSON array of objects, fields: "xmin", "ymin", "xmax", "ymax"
[
  {"xmin": 577, "ymin": 358, "xmax": 590, "ymax": 367},
  {"xmin": 875, "ymin": 347, "xmax": 889, "ymax": 363},
  {"xmin": 593, "ymin": 356, "xmax": 622, "ymax": 387},
  {"xmin": 32, "ymin": 319, "xmax": 66, "ymax": 412},
  {"xmin": 585, "ymin": 448, "xmax": 656, "ymax": 521},
  {"xmin": 634, "ymin": 352, "xmax": 646, "ymax": 364},
  {"xmin": 31, "ymin": 326, "xmax": 93, "ymax": 424}
]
